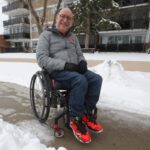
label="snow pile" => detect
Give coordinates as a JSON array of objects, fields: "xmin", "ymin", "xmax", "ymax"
[
  {"xmin": 0, "ymin": 119, "xmax": 66, "ymax": 150},
  {"xmin": 0, "ymin": 59, "xmax": 150, "ymax": 116},
  {"xmin": 92, "ymin": 60, "xmax": 150, "ymax": 116}
]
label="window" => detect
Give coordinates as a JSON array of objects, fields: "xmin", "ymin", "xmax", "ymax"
[
  {"xmin": 108, "ymin": 36, "xmax": 121, "ymax": 44},
  {"xmin": 115, "ymin": 36, "xmax": 121, "ymax": 43},
  {"xmin": 135, "ymin": 36, "xmax": 142, "ymax": 43},
  {"xmin": 108, "ymin": 36, "xmax": 115, "ymax": 44},
  {"xmin": 32, "ymin": 41, "xmax": 37, "ymax": 47},
  {"xmin": 50, "ymin": 6, "xmax": 56, "ymax": 15},
  {"xmin": 123, "ymin": 35, "xmax": 129, "ymax": 44},
  {"xmin": 37, "ymin": 9, "xmax": 43, "ymax": 17},
  {"xmin": 32, "ymin": 26, "xmax": 37, "ymax": 32}
]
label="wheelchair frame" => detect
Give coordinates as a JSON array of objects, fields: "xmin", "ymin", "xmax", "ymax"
[{"xmin": 30, "ymin": 70, "xmax": 70, "ymax": 137}]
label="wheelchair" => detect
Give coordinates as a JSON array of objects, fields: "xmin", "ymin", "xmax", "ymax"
[{"xmin": 30, "ymin": 70, "xmax": 70, "ymax": 138}]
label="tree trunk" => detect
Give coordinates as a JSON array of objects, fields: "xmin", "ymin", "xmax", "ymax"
[
  {"xmin": 41, "ymin": 0, "xmax": 48, "ymax": 26},
  {"xmin": 145, "ymin": 10, "xmax": 150, "ymax": 51},
  {"xmin": 53, "ymin": 0, "xmax": 62, "ymax": 26},
  {"xmin": 84, "ymin": 17, "xmax": 90, "ymax": 49},
  {"xmin": 25, "ymin": 0, "xmax": 48, "ymax": 34},
  {"xmin": 94, "ymin": 32, "xmax": 99, "ymax": 50}
]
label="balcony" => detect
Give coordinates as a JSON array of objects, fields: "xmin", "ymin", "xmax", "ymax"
[
  {"xmin": 63, "ymin": 0, "xmax": 76, "ymax": 6},
  {"xmin": 118, "ymin": 0, "xmax": 149, "ymax": 7},
  {"xmin": 4, "ymin": 0, "xmax": 14, "ymax": 2},
  {"xmin": 63, "ymin": 0, "xmax": 76, "ymax": 3},
  {"xmin": 4, "ymin": 32, "xmax": 30, "ymax": 40},
  {"xmin": 3, "ymin": 17, "xmax": 30, "ymax": 27},
  {"xmin": 2, "ymin": 1, "xmax": 29, "ymax": 16},
  {"xmin": 5, "ymin": 47, "xmax": 25, "ymax": 53},
  {"xmin": 119, "ymin": 18, "xmax": 149, "ymax": 29}
]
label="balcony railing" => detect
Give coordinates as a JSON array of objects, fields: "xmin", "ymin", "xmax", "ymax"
[
  {"xmin": 119, "ymin": 18, "xmax": 149, "ymax": 29},
  {"xmin": 4, "ymin": 32, "xmax": 30, "ymax": 39},
  {"xmin": 98, "ymin": 43, "xmax": 145, "ymax": 52},
  {"xmin": 63, "ymin": 0, "xmax": 76, "ymax": 3},
  {"xmin": 63, "ymin": 0, "xmax": 76, "ymax": 6},
  {"xmin": 118, "ymin": 0, "xmax": 149, "ymax": 7},
  {"xmin": 5, "ymin": 47, "xmax": 25, "ymax": 53},
  {"xmin": 2, "ymin": 1, "xmax": 28, "ymax": 13},
  {"xmin": 3, "ymin": 17, "xmax": 29, "ymax": 26}
]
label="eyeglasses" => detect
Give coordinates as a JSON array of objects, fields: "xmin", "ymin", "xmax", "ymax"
[{"xmin": 59, "ymin": 14, "xmax": 73, "ymax": 22}]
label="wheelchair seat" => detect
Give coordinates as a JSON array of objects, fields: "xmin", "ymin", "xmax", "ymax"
[{"xmin": 50, "ymin": 79, "xmax": 66, "ymax": 91}]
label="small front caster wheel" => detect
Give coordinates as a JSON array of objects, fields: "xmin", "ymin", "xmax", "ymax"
[{"xmin": 54, "ymin": 128, "xmax": 64, "ymax": 138}]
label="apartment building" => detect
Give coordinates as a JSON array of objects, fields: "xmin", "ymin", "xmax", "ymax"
[
  {"xmin": 2, "ymin": 0, "xmax": 30, "ymax": 52},
  {"xmin": 2, "ymin": 0, "xmax": 75, "ymax": 52},
  {"xmin": 2, "ymin": 0, "xmax": 150, "ymax": 52},
  {"xmin": 99, "ymin": 0, "xmax": 150, "ymax": 52}
]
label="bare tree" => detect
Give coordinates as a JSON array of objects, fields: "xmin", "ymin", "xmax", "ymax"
[
  {"xmin": 28, "ymin": 0, "xmax": 48, "ymax": 34},
  {"xmin": 21, "ymin": 0, "xmax": 62, "ymax": 34},
  {"xmin": 53, "ymin": 0, "xmax": 62, "ymax": 26}
]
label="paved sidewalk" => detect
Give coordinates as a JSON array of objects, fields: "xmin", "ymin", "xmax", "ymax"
[{"xmin": 0, "ymin": 81, "xmax": 150, "ymax": 150}]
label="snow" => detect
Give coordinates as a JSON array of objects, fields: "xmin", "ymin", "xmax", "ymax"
[
  {"xmin": 0, "ymin": 118, "xmax": 65, "ymax": 150},
  {"xmin": 112, "ymin": 0, "xmax": 119, "ymax": 8},
  {"xmin": 0, "ymin": 52, "xmax": 150, "ymax": 150},
  {"xmin": 94, "ymin": 60, "xmax": 150, "ymax": 116}
]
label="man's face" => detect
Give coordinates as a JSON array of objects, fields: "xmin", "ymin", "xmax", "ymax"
[{"xmin": 55, "ymin": 8, "xmax": 74, "ymax": 34}]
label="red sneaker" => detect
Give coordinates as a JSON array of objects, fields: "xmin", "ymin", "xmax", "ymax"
[
  {"xmin": 82, "ymin": 114, "xmax": 104, "ymax": 133},
  {"xmin": 70, "ymin": 117, "xmax": 91, "ymax": 143}
]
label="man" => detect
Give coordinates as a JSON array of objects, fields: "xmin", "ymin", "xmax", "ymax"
[{"xmin": 36, "ymin": 7, "xmax": 103, "ymax": 143}]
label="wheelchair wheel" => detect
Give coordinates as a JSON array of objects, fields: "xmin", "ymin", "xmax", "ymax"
[{"xmin": 30, "ymin": 71, "xmax": 51, "ymax": 123}]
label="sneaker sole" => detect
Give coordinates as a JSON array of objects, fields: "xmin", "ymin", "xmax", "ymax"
[
  {"xmin": 82, "ymin": 122, "xmax": 104, "ymax": 134},
  {"xmin": 70, "ymin": 126, "xmax": 91, "ymax": 144},
  {"xmin": 88, "ymin": 128, "xmax": 104, "ymax": 134}
]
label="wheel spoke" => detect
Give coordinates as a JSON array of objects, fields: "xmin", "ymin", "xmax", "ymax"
[{"xmin": 30, "ymin": 71, "xmax": 50, "ymax": 123}]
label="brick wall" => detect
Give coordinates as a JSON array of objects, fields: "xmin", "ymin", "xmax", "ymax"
[{"xmin": 0, "ymin": 35, "xmax": 10, "ymax": 52}]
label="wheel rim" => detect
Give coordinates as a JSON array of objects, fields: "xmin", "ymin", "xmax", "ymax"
[
  {"xmin": 30, "ymin": 72, "xmax": 50, "ymax": 122},
  {"xmin": 33, "ymin": 75, "xmax": 45, "ymax": 118}
]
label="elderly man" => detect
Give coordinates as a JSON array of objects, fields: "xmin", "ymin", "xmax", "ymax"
[{"xmin": 36, "ymin": 7, "xmax": 103, "ymax": 143}]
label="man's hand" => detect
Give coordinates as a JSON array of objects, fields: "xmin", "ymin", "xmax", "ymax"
[
  {"xmin": 64, "ymin": 63, "xmax": 79, "ymax": 72},
  {"xmin": 78, "ymin": 60, "xmax": 87, "ymax": 74}
]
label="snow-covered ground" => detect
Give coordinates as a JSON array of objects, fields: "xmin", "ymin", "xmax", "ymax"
[{"xmin": 0, "ymin": 52, "xmax": 150, "ymax": 150}]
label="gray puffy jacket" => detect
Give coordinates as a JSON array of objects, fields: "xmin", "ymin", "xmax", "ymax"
[{"xmin": 36, "ymin": 28, "xmax": 85, "ymax": 74}]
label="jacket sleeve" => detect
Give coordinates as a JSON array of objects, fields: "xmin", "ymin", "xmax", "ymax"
[
  {"xmin": 74, "ymin": 35, "xmax": 86, "ymax": 63},
  {"xmin": 36, "ymin": 31, "xmax": 66, "ymax": 73}
]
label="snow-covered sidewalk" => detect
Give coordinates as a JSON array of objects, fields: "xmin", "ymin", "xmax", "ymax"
[{"xmin": 0, "ymin": 52, "xmax": 150, "ymax": 150}]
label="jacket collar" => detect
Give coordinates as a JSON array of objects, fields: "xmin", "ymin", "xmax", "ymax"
[{"xmin": 46, "ymin": 25, "xmax": 74, "ymax": 37}]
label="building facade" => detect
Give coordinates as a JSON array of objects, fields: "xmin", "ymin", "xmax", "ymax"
[
  {"xmin": 2, "ymin": 0, "xmax": 150, "ymax": 52},
  {"xmin": 2, "ymin": 0, "xmax": 30, "ymax": 52},
  {"xmin": 99, "ymin": 0, "xmax": 150, "ymax": 52},
  {"xmin": 2, "ymin": 0, "xmax": 74, "ymax": 52}
]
